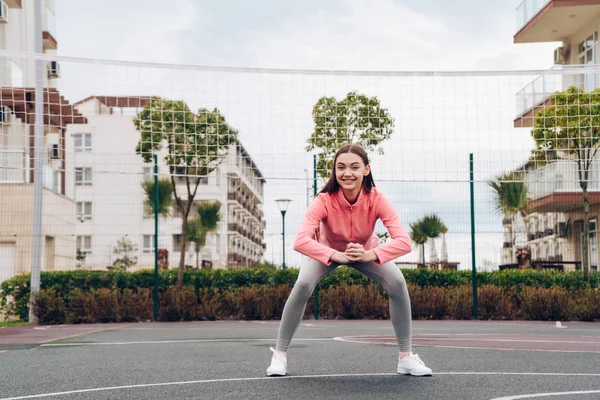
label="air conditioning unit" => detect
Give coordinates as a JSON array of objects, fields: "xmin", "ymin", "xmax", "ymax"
[
  {"xmin": 49, "ymin": 144, "xmax": 60, "ymax": 159},
  {"xmin": 554, "ymin": 46, "xmax": 568, "ymax": 65},
  {"xmin": 47, "ymin": 61, "xmax": 60, "ymax": 79},
  {"xmin": 0, "ymin": 1, "xmax": 8, "ymax": 23}
]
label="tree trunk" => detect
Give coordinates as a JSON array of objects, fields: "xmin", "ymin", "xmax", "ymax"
[
  {"xmin": 440, "ymin": 233, "xmax": 448, "ymax": 263},
  {"xmin": 583, "ymin": 187, "xmax": 590, "ymax": 280},
  {"xmin": 428, "ymin": 237, "xmax": 438, "ymax": 265},
  {"xmin": 178, "ymin": 217, "xmax": 188, "ymax": 288},
  {"xmin": 196, "ymin": 245, "xmax": 199, "ymax": 270}
]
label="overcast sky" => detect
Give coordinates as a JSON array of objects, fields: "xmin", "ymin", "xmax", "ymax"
[
  {"xmin": 55, "ymin": 0, "xmax": 559, "ymax": 71},
  {"xmin": 52, "ymin": 1, "xmax": 562, "ymax": 269}
]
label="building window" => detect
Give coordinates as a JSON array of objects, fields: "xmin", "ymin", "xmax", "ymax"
[
  {"xmin": 76, "ymin": 201, "xmax": 92, "ymax": 221},
  {"xmin": 143, "ymin": 202, "xmax": 153, "ymax": 219},
  {"xmin": 75, "ymin": 167, "xmax": 92, "ymax": 186},
  {"xmin": 143, "ymin": 235, "xmax": 155, "ymax": 253},
  {"xmin": 578, "ymin": 32, "xmax": 598, "ymax": 91},
  {"xmin": 143, "ymin": 166, "xmax": 153, "ymax": 181},
  {"xmin": 74, "ymin": 133, "xmax": 92, "ymax": 152},
  {"xmin": 77, "ymin": 235, "xmax": 92, "ymax": 255}
]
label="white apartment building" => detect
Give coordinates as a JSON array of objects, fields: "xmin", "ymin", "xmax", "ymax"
[
  {"xmin": 66, "ymin": 96, "xmax": 266, "ymax": 271},
  {"xmin": 0, "ymin": 0, "xmax": 59, "ymax": 88},
  {"xmin": 0, "ymin": 0, "xmax": 80, "ymax": 284},
  {"xmin": 502, "ymin": 0, "xmax": 600, "ymax": 270}
]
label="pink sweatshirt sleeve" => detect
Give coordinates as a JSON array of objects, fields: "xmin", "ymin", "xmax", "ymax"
[
  {"xmin": 293, "ymin": 194, "xmax": 337, "ymax": 265},
  {"xmin": 371, "ymin": 194, "xmax": 413, "ymax": 265}
]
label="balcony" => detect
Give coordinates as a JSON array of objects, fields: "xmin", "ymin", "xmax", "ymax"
[
  {"xmin": 516, "ymin": 0, "xmax": 551, "ymax": 34},
  {"xmin": 4, "ymin": 0, "xmax": 22, "ymax": 8},
  {"xmin": 514, "ymin": 73, "xmax": 561, "ymax": 128},
  {"xmin": 515, "ymin": 0, "xmax": 600, "ymax": 43},
  {"xmin": 525, "ymin": 161, "xmax": 600, "ymax": 212},
  {"xmin": 42, "ymin": 7, "xmax": 57, "ymax": 50},
  {"xmin": 514, "ymin": 68, "xmax": 586, "ymax": 128},
  {"xmin": 227, "ymin": 191, "xmax": 263, "ymax": 222}
]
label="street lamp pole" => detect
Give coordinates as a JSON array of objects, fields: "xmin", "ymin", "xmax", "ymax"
[{"xmin": 275, "ymin": 199, "xmax": 292, "ymax": 269}]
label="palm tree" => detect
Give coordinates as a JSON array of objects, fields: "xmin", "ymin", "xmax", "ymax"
[
  {"xmin": 187, "ymin": 201, "xmax": 221, "ymax": 269},
  {"xmin": 141, "ymin": 178, "xmax": 174, "ymax": 218},
  {"xmin": 488, "ymin": 172, "xmax": 530, "ymax": 268},
  {"xmin": 409, "ymin": 220, "xmax": 427, "ymax": 268},
  {"xmin": 421, "ymin": 214, "xmax": 444, "ymax": 266},
  {"xmin": 141, "ymin": 178, "xmax": 174, "ymax": 265}
]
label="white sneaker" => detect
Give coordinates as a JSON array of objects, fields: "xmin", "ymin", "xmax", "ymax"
[
  {"xmin": 396, "ymin": 353, "xmax": 432, "ymax": 376},
  {"xmin": 266, "ymin": 347, "xmax": 287, "ymax": 376}
]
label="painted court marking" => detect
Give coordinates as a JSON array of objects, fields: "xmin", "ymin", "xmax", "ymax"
[
  {"xmin": 39, "ymin": 336, "xmax": 600, "ymax": 354},
  {"xmin": 40, "ymin": 338, "xmax": 331, "ymax": 347},
  {"xmin": 1, "ymin": 372, "xmax": 599, "ymax": 400},
  {"xmin": 490, "ymin": 389, "xmax": 600, "ymax": 399}
]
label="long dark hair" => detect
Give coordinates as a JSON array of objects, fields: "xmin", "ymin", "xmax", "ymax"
[{"xmin": 319, "ymin": 143, "xmax": 375, "ymax": 194}]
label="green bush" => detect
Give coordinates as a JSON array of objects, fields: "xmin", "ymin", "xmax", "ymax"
[
  {"xmin": 4, "ymin": 268, "xmax": 600, "ymax": 322},
  {"xmin": 24, "ymin": 284, "xmax": 600, "ymax": 324}
]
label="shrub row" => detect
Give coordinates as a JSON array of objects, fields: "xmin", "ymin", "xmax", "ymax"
[
  {"xmin": 28, "ymin": 284, "xmax": 600, "ymax": 324},
  {"xmin": 4, "ymin": 268, "xmax": 600, "ymax": 321}
]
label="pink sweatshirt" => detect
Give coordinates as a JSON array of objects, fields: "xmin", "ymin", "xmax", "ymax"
[{"xmin": 293, "ymin": 187, "xmax": 412, "ymax": 266}]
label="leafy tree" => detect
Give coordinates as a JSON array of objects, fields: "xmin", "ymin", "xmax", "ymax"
[
  {"xmin": 134, "ymin": 97, "xmax": 238, "ymax": 287},
  {"xmin": 109, "ymin": 236, "xmax": 138, "ymax": 272},
  {"xmin": 186, "ymin": 201, "xmax": 221, "ymax": 269},
  {"xmin": 306, "ymin": 91, "xmax": 394, "ymax": 178},
  {"xmin": 531, "ymin": 86, "xmax": 600, "ymax": 278}
]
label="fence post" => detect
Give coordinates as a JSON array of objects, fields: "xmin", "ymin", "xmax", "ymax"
[
  {"xmin": 29, "ymin": 0, "xmax": 44, "ymax": 324},
  {"xmin": 313, "ymin": 154, "xmax": 319, "ymax": 320},
  {"xmin": 470, "ymin": 153, "xmax": 478, "ymax": 320},
  {"xmin": 153, "ymin": 152, "xmax": 159, "ymax": 322}
]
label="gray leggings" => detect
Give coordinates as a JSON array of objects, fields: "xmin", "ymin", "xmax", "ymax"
[{"xmin": 275, "ymin": 258, "xmax": 412, "ymax": 352}]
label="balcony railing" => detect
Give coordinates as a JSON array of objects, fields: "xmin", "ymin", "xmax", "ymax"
[
  {"xmin": 516, "ymin": 0, "xmax": 550, "ymax": 33},
  {"xmin": 516, "ymin": 66, "xmax": 600, "ymax": 120},
  {"xmin": 525, "ymin": 161, "xmax": 600, "ymax": 201},
  {"xmin": 515, "ymin": 73, "xmax": 561, "ymax": 118}
]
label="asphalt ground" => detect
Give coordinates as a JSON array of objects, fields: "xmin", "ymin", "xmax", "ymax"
[{"xmin": 2, "ymin": 319, "xmax": 600, "ymax": 399}]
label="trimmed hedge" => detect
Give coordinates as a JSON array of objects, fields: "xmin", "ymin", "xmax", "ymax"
[
  {"xmin": 25, "ymin": 284, "xmax": 600, "ymax": 324},
  {"xmin": 3, "ymin": 268, "xmax": 600, "ymax": 322}
]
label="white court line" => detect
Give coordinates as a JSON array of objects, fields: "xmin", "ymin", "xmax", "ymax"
[
  {"xmin": 490, "ymin": 389, "xmax": 600, "ymax": 399},
  {"xmin": 415, "ymin": 344, "xmax": 600, "ymax": 354},
  {"xmin": 40, "ymin": 338, "xmax": 332, "ymax": 347},
  {"xmin": 338, "ymin": 336, "xmax": 600, "ymax": 345},
  {"xmin": 416, "ymin": 338, "xmax": 600, "ymax": 344},
  {"xmin": 332, "ymin": 337, "xmax": 600, "ymax": 354},
  {"xmin": 1, "ymin": 372, "xmax": 600, "ymax": 400},
  {"xmin": 40, "ymin": 337, "xmax": 600, "ymax": 354}
]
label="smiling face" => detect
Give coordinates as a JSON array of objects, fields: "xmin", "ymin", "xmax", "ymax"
[{"xmin": 335, "ymin": 152, "xmax": 371, "ymax": 197}]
